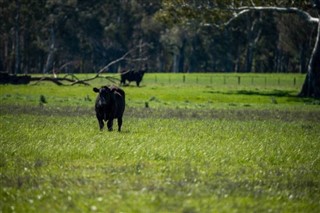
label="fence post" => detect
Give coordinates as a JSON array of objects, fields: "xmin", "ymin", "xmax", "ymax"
[
  {"xmin": 183, "ymin": 75, "xmax": 186, "ymax": 83},
  {"xmin": 293, "ymin": 77, "xmax": 296, "ymax": 86},
  {"xmin": 238, "ymin": 76, "xmax": 241, "ymax": 85}
]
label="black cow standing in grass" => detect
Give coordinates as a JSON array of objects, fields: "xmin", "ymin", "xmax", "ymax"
[
  {"xmin": 93, "ymin": 86, "xmax": 125, "ymax": 131},
  {"xmin": 120, "ymin": 65, "xmax": 147, "ymax": 87}
]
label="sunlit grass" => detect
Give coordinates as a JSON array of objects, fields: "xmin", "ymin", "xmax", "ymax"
[
  {"xmin": 1, "ymin": 111, "xmax": 320, "ymax": 212},
  {"xmin": 0, "ymin": 73, "xmax": 317, "ymax": 111},
  {"xmin": 1, "ymin": 73, "xmax": 320, "ymax": 212}
]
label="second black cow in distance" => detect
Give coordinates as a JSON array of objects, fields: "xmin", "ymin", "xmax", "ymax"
[{"xmin": 120, "ymin": 65, "xmax": 147, "ymax": 87}]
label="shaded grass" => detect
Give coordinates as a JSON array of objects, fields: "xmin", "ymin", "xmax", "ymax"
[{"xmin": 212, "ymin": 89, "xmax": 294, "ymax": 97}]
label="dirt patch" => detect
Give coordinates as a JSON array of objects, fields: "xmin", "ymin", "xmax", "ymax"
[
  {"xmin": 0, "ymin": 104, "xmax": 93, "ymax": 117},
  {"xmin": 125, "ymin": 107, "xmax": 320, "ymax": 122},
  {"xmin": 0, "ymin": 104, "xmax": 319, "ymax": 122}
]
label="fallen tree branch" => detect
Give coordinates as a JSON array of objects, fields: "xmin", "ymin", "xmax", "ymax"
[
  {"xmin": 31, "ymin": 76, "xmax": 90, "ymax": 86},
  {"xmin": 30, "ymin": 75, "xmax": 120, "ymax": 86},
  {"xmin": 29, "ymin": 43, "xmax": 150, "ymax": 86}
]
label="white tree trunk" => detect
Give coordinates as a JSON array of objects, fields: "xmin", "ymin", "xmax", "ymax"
[
  {"xmin": 299, "ymin": 11, "xmax": 320, "ymax": 97},
  {"xmin": 43, "ymin": 25, "xmax": 55, "ymax": 74}
]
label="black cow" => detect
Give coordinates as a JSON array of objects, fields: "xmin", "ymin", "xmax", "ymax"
[
  {"xmin": 93, "ymin": 86, "xmax": 125, "ymax": 131},
  {"xmin": 120, "ymin": 67, "xmax": 147, "ymax": 87}
]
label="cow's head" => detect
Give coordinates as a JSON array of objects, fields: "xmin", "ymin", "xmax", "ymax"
[{"xmin": 93, "ymin": 86, "xmax": 112, "ymax": 106}]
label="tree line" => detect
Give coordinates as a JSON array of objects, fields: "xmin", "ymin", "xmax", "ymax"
[
  {"xmin": 1, "ymin": 0, "xmax": 320, "ymax": 97},
  {"xmin": 0, "ymin": 0, "xmax": 317, "ymax": 74}
]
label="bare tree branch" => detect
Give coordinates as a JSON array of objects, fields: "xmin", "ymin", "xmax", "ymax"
[
  {"xmin": 125, "ymin": 57, "xmax": 149, "ymax": 63},
  {"xmin": 96, "ymin": 51, "xmax": 132, "ymax": 76},
  {"xmin": 225, "ymin": 7, "xmax": 319, "ymax": 28},
  {"xmin": 59, "ymin": 60, "xmax": 81, "ymax": 71},
  {"xmin": 250, "ymin": 0, "xmax": 256, "ymax": 7},
  {"xmin": 96, "ymin": 43, "xmax": 151, "ymax": 76}
]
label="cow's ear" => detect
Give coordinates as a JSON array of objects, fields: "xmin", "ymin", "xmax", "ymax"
[
  {"xmin": 93, "ymin": 88, "xmax": 100, "ymax": 93},
  {"xmin": 104, "ymin": 86, "xmax": 111, "ymax": 92}
]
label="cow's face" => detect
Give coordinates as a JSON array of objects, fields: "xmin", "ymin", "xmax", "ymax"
[{"xmin": 93, "ymin": 87, "xmax": 111, "ymax": 106}]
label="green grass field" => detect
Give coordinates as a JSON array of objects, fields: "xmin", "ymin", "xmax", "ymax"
[{"xmin": 1, "ymin": 73, "xmax": 320, "ymax": 212}]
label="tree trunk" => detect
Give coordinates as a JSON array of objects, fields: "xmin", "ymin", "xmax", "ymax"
[
  {"xmin": 178, "ymin": 38, "xmax": 186, "ymax": 72},
  {"xmin": 172, "ymin": 53, "xmax": 180, "ymax": 73},
  {"xmin": 299, "ymin": 11, "xmax": 320, "ymax": 98},
  {"xmin": 14, "ymin": 0, "xmax": 21, "ymax": 74},
  {"xmin": 157, "ymin": 50, "xmax": 164, "ymax": 72},
  {"xmin": 43, "ymin": 25, "xmax": 56, "ymax": 74},
  {"xmin": 299, "ymin": 43, "xmax": 307, "ymax": 74},
  {"xmin": 244, "ymin": 15, "xmax": 261, "ymax": 73}
]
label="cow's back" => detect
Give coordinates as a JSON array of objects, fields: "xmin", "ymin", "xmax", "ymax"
[{"xmin": 110, "ymin": 86, "xmax": 125, "ymax": 118}]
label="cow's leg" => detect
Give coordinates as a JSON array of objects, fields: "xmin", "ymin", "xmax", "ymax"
[
  {"xmin": 117, "ymin": 117, "xmax": 123, "ymax": 132},
  {"xmin": 97, "ymin": 118, "xmax": 104, "ymax": 130},
  {"xmin": 107, "ymin": 119, "xmax": 113, "ymax": 131},
  {"xmin": 121, "ymin": 79, "xmax": 127, "ymax": 86}
]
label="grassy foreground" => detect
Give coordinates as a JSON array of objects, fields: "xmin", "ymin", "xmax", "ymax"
[{"xmin": 1, "ymin": 73, "xmax": 320, "ymax": 212}]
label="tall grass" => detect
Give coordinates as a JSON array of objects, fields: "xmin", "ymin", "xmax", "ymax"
[{"xmin": 1, "ymin": 110, "xmax": 320, "ymax": 212}]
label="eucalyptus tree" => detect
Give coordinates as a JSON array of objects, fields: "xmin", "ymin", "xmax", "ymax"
[
  {"xmin": 0, "ymin": 0, "xmax": 48, "ymax": 74},
  {"xmin": 156, "ymin": 0, "xmax": 320, "ymax": 98}
]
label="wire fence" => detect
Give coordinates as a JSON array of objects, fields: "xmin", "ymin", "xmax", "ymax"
[{"xmin": 144, "ymin": 74, "xmax": 305, "ymax": 88}]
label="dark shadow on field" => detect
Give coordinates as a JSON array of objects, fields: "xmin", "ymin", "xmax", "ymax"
[
  {"xmin": 237, "ymin": 89, "xmax": 294, "ymax": 97},
  {"xmin": 121, "ymin": 84, "xmax": 146, "ymax": 88},
  {"xmin": 205, "ymin": 89, "xmax": 296, "ymax": 98},
  {"xmin": 118, "ymin": 130, "xmax": 131, "ymax": 134}
]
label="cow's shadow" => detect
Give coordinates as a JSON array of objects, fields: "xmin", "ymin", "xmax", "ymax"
[
  {"xmin": 118, "ymin": 130, "xmax": 131, "ymax": 134},
  {"xmin": 120, "ymin": 84, "xmax": 146, "ymax": 88},
  {"xmin": 97, "ymin": 129, "xmax": 132, "ymax": 134}
]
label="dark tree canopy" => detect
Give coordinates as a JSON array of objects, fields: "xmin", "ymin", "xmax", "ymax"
[{"xmin": 1, "ymin": 0, "xmax": 319, "ymax": 96}]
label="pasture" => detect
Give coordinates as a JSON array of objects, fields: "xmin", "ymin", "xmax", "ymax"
[{"xmin": 1, "ymin": 73, "xmax": 320, "ymax": 212}]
